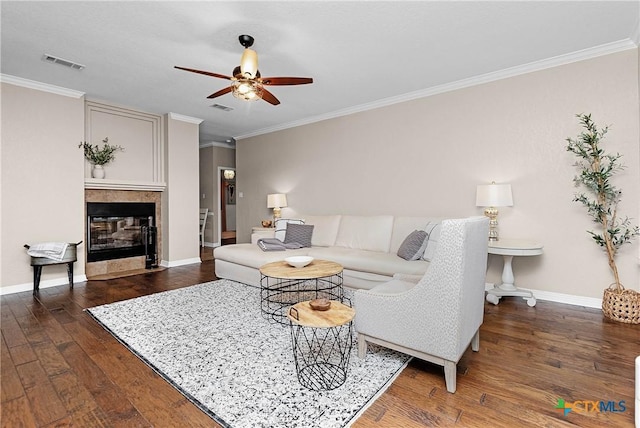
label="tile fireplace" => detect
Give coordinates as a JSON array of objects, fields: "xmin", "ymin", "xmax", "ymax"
[{"xmin": 87, "ymin": 202, "xmax": 155, "ymax": 262}]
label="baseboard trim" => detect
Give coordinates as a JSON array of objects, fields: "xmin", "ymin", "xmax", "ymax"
[
  {"xmin": 0, "ymin": 274, "xmax": 604, "ymax": 308},
  {"xmin": 159, "ymin": 258, "xmax": 202, "ymax": 268},
  {"xmin": 484, "ymin": 283, "xmax": 602, "ymax": 309},
  {"xmin": 0, "ymin": 275, "xmax": 88, "ymax": 296},
  {"xmin": 1, "ymin": 258, "xmax": 202, "ymax": 295}
]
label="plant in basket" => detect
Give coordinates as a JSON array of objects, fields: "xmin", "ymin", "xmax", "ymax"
[{"xmin": 565, "ymin": 114, "xmax": 639, "ymax": 323}]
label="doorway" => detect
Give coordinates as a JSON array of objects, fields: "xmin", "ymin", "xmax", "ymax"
[{"xmin": 218, "ymin": 167, "xmax": 236, "ymax": 245}]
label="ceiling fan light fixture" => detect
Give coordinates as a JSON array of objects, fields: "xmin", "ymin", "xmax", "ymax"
[
  {"xmin": 232, "ymin": 79, "xmax": 263, "ymax": 101},
  {"xmin": 175, "ymin": 34, "xmax": 311, "ymax": 106},
  {"xmin": 240, "ymin": 48, "xmax": 258, "ymax": 78}
]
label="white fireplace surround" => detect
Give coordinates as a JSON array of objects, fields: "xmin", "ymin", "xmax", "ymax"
[{"xmin": 84, "ymin": 100, "xmax": 166, "ymax": 191}]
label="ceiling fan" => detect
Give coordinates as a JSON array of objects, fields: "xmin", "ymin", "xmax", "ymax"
[{"xmin": 175, "ymin": 35, "xmax": 313, "ymax": 106}]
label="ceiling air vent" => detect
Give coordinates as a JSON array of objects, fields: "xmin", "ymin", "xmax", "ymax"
[
  {"xmin": 42, "ymin": 54, "xmax": 85, "ymax": 70},
  {"xmin": 210, "ymin": 103, "xmax": 234, "ymax": 112}
]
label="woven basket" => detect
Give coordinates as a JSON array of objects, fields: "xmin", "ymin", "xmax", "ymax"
[{"xmin": 602, "ymin": 284, "xmax": 640, "ymax": 324}]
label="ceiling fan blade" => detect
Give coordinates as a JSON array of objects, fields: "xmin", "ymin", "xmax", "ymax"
[
  {"xmin": 174, "ymin": 66, "xmax": 233, "ymax": 80},
  {"xmin": 206, "ymin": 86, "xmax": 233, "ymax": 99},
  {"xmin": 260, "ymin": 88, "xmax": 281, "ymax": 105},
  {"xmin": 260, "ymin": 77, "xmax": 313, "ymax": 86}
]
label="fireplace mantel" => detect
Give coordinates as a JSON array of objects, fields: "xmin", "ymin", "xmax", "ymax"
[{"xmin": 85, "ymin": 178, "xmax": 166, "ymax": 192}]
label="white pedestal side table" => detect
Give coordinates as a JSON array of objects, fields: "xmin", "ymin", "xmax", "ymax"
[{"xmin": 486, "ymin": 239, "xmax": 543, "ymax": 307}]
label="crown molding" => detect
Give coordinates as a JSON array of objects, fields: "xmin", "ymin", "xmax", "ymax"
[
  {"xmin": 236, "ymin": 39, "xmax": 638, "ymax": 140},
  {"xmin": 199, "ymin": 141, "xmax": 236, "ymax": 149},
  {"xmin": 168, "ymin": 112, "xmax": 203, "ymax": 124},
  {"xmin": 631, "ymin": 17, "xmax": 640, "ymax": 45},
  {"xmin": 0, "ymin": 74, "xmax": 85, "ymax": 98}
]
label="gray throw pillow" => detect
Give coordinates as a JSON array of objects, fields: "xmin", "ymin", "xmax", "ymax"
[
  {"xmin": 421, "ymin": 222, "xmax": 442, "ymax": 262},
  {"xmin": 284, "ymin": 223, "xmax": 314, "ymax": 248},
  {"xmin": 274, "ymin": 218, "xmax": 304, "ymax": 241},
  {"xmin": 397, "ymin": 230, "xmax": 428, "ymax": 261}
]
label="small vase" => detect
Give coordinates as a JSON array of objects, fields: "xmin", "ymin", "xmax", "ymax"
[{"xmin": 92, "ymin": 165, "xmax": 106, "ymax": 179}]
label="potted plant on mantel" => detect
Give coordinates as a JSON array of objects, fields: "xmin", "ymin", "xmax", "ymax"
[
  {"xmin": 565, "ymin": 113, "xmax": 639, "ymax": 324},
  {"xmin": 78, "ymin": 137, "xmax": 124, "ymax": 179}
]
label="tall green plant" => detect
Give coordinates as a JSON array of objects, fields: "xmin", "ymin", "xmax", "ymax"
[{"xmin": 565, "ymin": 114, "xmax": 639, "ymax": 290}]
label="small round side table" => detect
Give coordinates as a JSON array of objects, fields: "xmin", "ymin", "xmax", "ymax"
[
  {"xmin": 486, "ymin": 238, "xmax": 543, "ymax": 307},
  {"xmin": 287, "ymin": 300, "xmax": 355, "ymax": 391},
  {"xmin": 260, "ymin": 260, "xmax": 343, "ymax": 324}
]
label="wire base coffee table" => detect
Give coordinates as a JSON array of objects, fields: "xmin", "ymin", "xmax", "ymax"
[
  {"xmin": 259, "ymin": 259, "xmax": 343, "ymax": 325},
  {"xmin": 287, "ymin": 300, "xmax": 355, "ymax": 391}
]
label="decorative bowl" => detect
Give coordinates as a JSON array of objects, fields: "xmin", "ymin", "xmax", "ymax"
[
  {"xmin": 285, "ymin": 256, "xmax": 313, "ymax": 268},
  {"xmin": 309, "ymin": 298, "xmax": 331, "ymax": 311},
  {"xmin": 261, "ymin": 220, "xmax": 272, "ymax": 228}
]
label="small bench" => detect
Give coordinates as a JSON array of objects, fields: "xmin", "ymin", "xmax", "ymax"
[{"xmin": 24, "ymin": 242, "xmax": 82, "ymax": 294}]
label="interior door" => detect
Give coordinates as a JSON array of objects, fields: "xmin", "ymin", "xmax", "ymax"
[{"xmin": 219, "ymin": 168, "xmax": 236, "ymax": 245}]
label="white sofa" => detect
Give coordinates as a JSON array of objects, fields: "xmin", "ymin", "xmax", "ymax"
[{"xmin": 214, "ymin": 214, "xmax": 453, "ymax": 290}]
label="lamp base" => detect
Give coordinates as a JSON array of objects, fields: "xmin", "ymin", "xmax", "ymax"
[
  {"xmin": 273, "ymin": 207, "xmax": 282, "ymax": 222},
  {"xmin": 484, "ymin": 207, "xmax": 499, "ymax": 241}
]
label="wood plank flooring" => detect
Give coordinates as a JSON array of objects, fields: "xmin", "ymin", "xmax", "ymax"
[{"xmin": 1, "ymin": 254, "xmax": 637, "ymax": 427}]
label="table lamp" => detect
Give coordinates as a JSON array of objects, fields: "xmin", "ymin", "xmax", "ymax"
[
  {"xmin": 476, "ymin": 182, "xmax": 513, "ymax": 241},
  {"xmin": 267, "ymin": 193, "xmax": 287, "ymax": 221}
]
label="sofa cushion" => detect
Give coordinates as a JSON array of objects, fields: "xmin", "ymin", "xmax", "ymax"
[
  {"xmin": 301, "ymin": 215, "xmax": 342, "ymax": 247},
  {"xmin": 308, "ymin": 246, "xmax": 429, "ymax": 277},
  {"xmin": 274, "ymin": 218, "xmax": 304, "ymax": 241},
  {"xmin": 369, "ymin": 278, "xmax": 418, "ymax": 294},
  {"xmin": 284, "ymin": 223, "xmax": 314, "ymax": 247},
  {"xmin": 213, "ymin": 243, "xmax": 310, "ymax": 269},
  {"xmin": 397, "ymin": 230, "xmax": 428, "ymax": 260},
  {"xmin": 334, "ymin": 215, "xmax": 394, "ymax": 252},
  {"xmin": 341, "ymin": 269, "xmax": 395, "ymax": 290}
]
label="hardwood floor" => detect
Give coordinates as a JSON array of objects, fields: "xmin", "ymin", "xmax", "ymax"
[{"xmin": 1, "ymin": 258, "xmax": 637, "ymax": 427}]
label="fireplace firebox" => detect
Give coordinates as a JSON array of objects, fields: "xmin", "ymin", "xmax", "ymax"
[{"xmin": 87, "ymin": 202, "xmax": 156, "ymax": 262}]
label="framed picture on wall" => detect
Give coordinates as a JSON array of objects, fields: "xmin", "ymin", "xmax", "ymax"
[{"xmin": 226, "ymin": 183, "xmax": 236, "ymax": 205}]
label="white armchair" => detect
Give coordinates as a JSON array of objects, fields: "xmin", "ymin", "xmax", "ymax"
[{"xmin": 354, "ymin": 216, "xmax": 489, "ymax": 393}]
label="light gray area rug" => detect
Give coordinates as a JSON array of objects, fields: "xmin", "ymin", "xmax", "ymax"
[{"xmin": 87, "ymin": 279, "xmax": 410, "ymax": 428}]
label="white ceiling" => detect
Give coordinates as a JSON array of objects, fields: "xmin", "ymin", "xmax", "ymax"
[{"xmin": 2, "ymin": 1, "xmax": 639, "ymax": 145}]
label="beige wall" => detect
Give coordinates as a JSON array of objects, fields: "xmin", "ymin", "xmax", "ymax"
[
  {"xmin": 1, "ymin": 83, "xmax": 85, "ymax": 288},
  {"xmin": 199, "ymin": 145, "xmax": 235, "ymax": 245},
  {"xmin": 237, "ymin": 49, "xmax": 640, "ymax": 300},
  {"xmin": 1, "ymin": 82, "xmax": 203, "ymax": 290},
  {"xmin": 162, "ymin": 115, "xmax": 201, "ymax": 265}
]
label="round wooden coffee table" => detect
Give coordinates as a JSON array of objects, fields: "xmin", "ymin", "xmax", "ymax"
[
  {"xmin": 259, "ymin": 259, "xmax": 343, "ymax": 324},
  {"xmin": 287, "ymin": 300, "xmax": 355, "ymax": 390}
]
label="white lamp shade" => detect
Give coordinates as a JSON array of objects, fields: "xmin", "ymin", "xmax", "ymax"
[
  {"xmin": 476, "ymin": 183, "xmax": 513, "ymax": 207},
  {"xmin": 267, "ymin": 193, "xmax": 287, "ymax": 209},
  {"xmin": 240, "ymin": 48, "xmax": 258, "ymax": 78}
]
